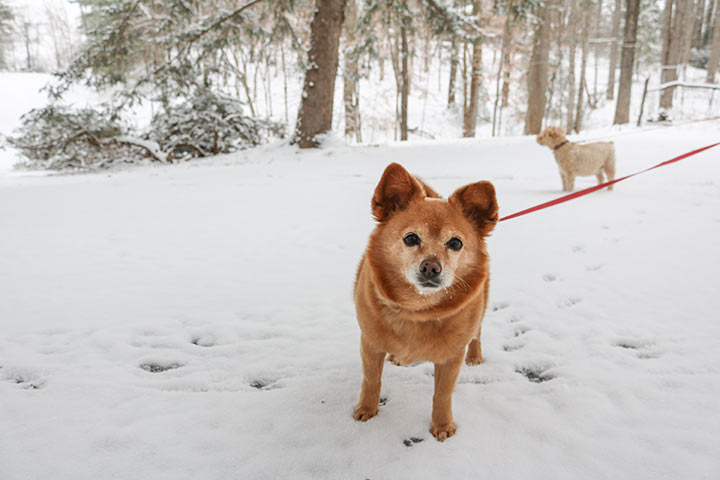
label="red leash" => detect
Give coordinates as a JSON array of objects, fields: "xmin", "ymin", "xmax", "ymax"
[{"xmin": 499, "ymin": 142, "xmax": 720, "ymax": 222}]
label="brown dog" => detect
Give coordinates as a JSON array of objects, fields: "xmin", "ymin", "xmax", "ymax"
[{"xmin": 353, "ymin": 163, "xmax": 498, "ymax": 441}]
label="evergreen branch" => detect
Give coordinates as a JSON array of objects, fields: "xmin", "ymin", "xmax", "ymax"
[{"xmin": 123, "ymin": 0, "xmax": 268, "ymax": 102}]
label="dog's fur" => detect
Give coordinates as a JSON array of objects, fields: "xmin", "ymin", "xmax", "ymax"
[
  {"xmin": 536, "ymin": 126, "xmax": 616, "ymax": 192},
  {"xmin": 353, "ymin": 163, "xmax": 498, "ymax": 441}
]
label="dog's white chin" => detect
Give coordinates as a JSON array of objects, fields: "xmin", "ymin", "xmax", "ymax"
[
  {"xmin": 415, "ymin": 285, "xmax": 444, "ymax": 296},
  {"xmin": 405, "ymin": 269, "xmax": 453, "ymax": 296}
]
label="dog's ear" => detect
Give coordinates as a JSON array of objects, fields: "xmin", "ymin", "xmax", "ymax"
[
  {"xmin": 449, "ymin": 181, "xmax": 499, "ymax": 236},
  {"xmin": 549, "ymin": 126, "xmax": 565, "ymax": 138},
  {"xmin": 372, "ymin": 163, "xmax": 425, "ymax": 222}
]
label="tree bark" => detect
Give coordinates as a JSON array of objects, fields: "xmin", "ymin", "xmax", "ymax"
[
  {"xmin": 343, "ymin": 0, "xmax": 360, "ymax": 141},
  {"xmin": 607, "ymin": 0, "xmax": 622, "ymax": 99},
  {"xmin": 566, "ymin": 0, "xmax": 578, "ymax": 131},
  {"xmin": 661, "ymin": 0, "xmax": 691, "ymax": 109},
  {"xmin": 575, "ymin": 1, "xmax": 592, "ymax": 132},
  {"xmin": 493, "ymin": 10, "xmax": 513, "ymax": 136},
  {"xmin": 400, "ymin": 24, "xmax": 409, "ymax": 141},
  {"xmin": 592, "ymin": 0, "xmax": 603, "ymax": 99},
  {"xmin": 294, "ymin": 0, "xmax": 347, "ymax": 148},
  {"xmin": 463, "ymin": 1, "xmax": 483, "ymax": 138},
  {"xmin": 613, "ymin": 0, "xmax": 640, "ymax": 124},
  {"xmin": 703, "ymin": 0, "xmax": 715, "ymax": 45},
  {"xmin": 448, "ymin": 37, "xmax": 459, "ymax": 106},
  {"xmin": 525, "ymin": 1, "xmax": 552, "ymax": 135},
  {"xmin": 694, "ymin": 0, "xmax": 706, "ymax": 47},
  {"xmin": 707, "ymin": 0, "xmax": 720, "ymax": 81}
]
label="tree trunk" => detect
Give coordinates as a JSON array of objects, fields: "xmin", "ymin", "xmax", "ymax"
[
  {"xmin": 566, "ymin": 0, "xmax": 578, "ymax": 131},
  {"xmin": 694, "ymin": 0, "xmax": 706, "ymax": 47},
  {"xmin": 501, "ymin": 49, "xmax": 512, "ymax": 107},
  {"xmin": 679, "ymin": 0, "xmax": 697, "ymax": 72},
  {"xmin": 525, "ymin": 1, "xmax": 552, "ymax": 135},
  {"xmin": 703, "ymin": 0, "xmax": 715, "ymax": 45},
  {"xmin": 281, "ymin": 42, "xmax": 289, "ymax": 123},
  {"xmin": 448, "ymin": 37, "xmax": 459, "ymax": 106},
  {"xmin": 575, "ymin": 1, "xmax": 592, "ymax": 132},
  {"xmin": 607, "ymin": 0, "xmax": 622, "ymax": 99},
  {"xmin": 343, "ymin": 0, "xmax": 360, "ymax": 140},
  {"xmin": 613, "ymin": 0, "xmax": 640, "ymax": 124},
  {"xmin": 593, "ymin": 0, "xmax": 603, "ymax": 99},
  {"xmin": 707, "ymin": 0, "xmax": 720, "ymax": 81},
  {"xmin": 400, "ymin": 23, "xmax": 409, "ymax": 141},
  {"xmin": 294, "ymin": 0, "xmax": 347, "ymax": 148},
  {"xmin": 661, "ymin": 0, "xmax": 690, "ymax": 109},
  {"xmin": 463, "ymin": 1, "xmax": 483, "ymax": 138},
  {"xmin": 493, "ymin": 11, "xmax": 513, "ymax": 136}
]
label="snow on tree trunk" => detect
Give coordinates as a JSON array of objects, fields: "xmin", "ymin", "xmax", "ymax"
[{"xmin": 294, "ymin": 0, "xmax": 347, "ymax": 148}]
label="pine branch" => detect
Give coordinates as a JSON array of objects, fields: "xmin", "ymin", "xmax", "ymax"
[{"xmin": 123, "ymin": 0, "xmax": 268, "ymax": 102}]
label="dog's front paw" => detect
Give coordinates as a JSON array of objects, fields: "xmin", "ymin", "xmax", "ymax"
[
  {"xmin": 387, "ymin": 354, "xmax": 406, "ymax": 366},
  {"xmin": 430, "ymin": 422, "xmax": 457, "ymax": 441},
  {"xmin": 353, "ymin": 404, "xmax": 379, "ymax": 422}
]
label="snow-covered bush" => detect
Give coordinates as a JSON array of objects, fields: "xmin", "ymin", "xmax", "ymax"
[
  {"xmin": 148, "ymin": 88, "xmax": 284, "ymax": 161},
  {"xmin": 9, "ymin": 106, "xmax": 154, "ymax": 170},
  {"xmin": 10, "ymin": 90, "xmax": 285, "ymax": 171}
]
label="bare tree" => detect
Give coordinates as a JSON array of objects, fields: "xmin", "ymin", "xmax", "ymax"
[
  {"xmin": 525, "ymin": 1, "xmax": 553, "ymax": 134},
  {"xmin": 343, "ymin": 0, "xmax": 361, "ymax": 142},
  {"xmin": 294, "ymin": 0, "xmax": 347, "ymax": 148},
  {"xmin": 16, "ymin": 15, "xmax": 36, "ymax": 71},
  {"xmin": 463, "ymin": 0, "xmax": 482, "ymax": 137},
  {"xmin": 607, "ymin": 0, "xmax": 622, "ymax": 99},
  {"xmin": 566, "ymin": 0, "xmax": 578, "ymax": 131},
  {"xmin": 45, "ymin": 2, "xmax": 76, "ymax": 70},
  {"xmin": 492, "ymin": 6, "xmax": 514, "ymax": 136},
  {"xmin": 613, "ymin": 0, "xmax": 640, "ymax": 124},
  {"xmin": 448, "ymin": 37, "xmax": 459, "ymax": 106},
  {"xmin": 400, "ymin": 22, "xmax": 409, "ymax": 140},
  {"xmin": 661, "ymin": 0, "xmax": 691, "ymax": 109},
  {"xmin": 575, "ymin": 0, "xmax": 592, "ymax": 132},
  {"xmin": 708, "ymin": 0, "xmax": 720, "ymax": 81},
  {"xmin": 0, "ymin": 1, "xmax": 13, "ymax": 70}
]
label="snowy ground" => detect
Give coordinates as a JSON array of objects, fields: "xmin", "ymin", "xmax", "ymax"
[{"xmin": 2, "ymin": 117, "xmax": 720, "ymax": 479}]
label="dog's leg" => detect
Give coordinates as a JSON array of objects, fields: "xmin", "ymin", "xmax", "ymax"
[
  {"xmin": 567, "ymin": 174, "xmax": 575, "ymax": 192},
  {"xmin": 430, "ymin": 353, "xmax": 464, "ymax": 441},
  {"xmin": 559, "ymin": 171, "xmax": 569, "ymax": 191},
  {"xmin": 353, "ymin": 338, "xmax": 386, "ymax": 421},
  {"xmin": 596, "ymin": 171, "xmax": 605, "ymax": 185},
  {"xmin": 604, "ymin": 162, "xmax": 615, "ymax": 191},
  {"xmin": 466, "ymin": 335, "xmax": 483, "ymax": 365}
]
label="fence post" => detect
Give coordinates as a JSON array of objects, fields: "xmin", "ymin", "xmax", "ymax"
[{"xmin": 637, "ymin": 76, "xmax": 650, "ymax": 127}]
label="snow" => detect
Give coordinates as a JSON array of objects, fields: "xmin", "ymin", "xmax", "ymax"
[{"xmin": 2, "ymin": 116, "xmax": 720, "ymax": 478}]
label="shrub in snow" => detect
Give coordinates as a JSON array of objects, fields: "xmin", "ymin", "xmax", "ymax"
[
  {"xmin": 148, "ymin": 88, "xmax": 285, "ymax": 161},
  {"xmin": 9, "ymin": 106, "xmax": 157, "ymax": 170}
]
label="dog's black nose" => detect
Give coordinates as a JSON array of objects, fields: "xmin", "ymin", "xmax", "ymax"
[{"xmin": 419, "ymin": 259, "xmax": 442, "ymax": 279}]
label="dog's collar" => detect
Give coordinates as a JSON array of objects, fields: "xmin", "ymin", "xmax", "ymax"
[{"xmin": 553, "ymin": 140, "xmax": 569, "ymax": 151}]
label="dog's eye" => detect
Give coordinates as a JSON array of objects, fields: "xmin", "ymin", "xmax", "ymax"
[
  {"xmin": 403, "ymin": 233, "xmax": 421, "ymax": 247},
  {"xmin": 446, "ymin": 237, "xmax": 463, "ymax": 251}
]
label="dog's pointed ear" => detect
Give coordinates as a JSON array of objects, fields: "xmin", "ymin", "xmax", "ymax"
[
  {"xmin": 372, "ymin": 163, "xmax": 425, "ymax": 222},
  {"xmin": 449, "ymin": 181, "xmax": 499, "ymax": 236}
]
